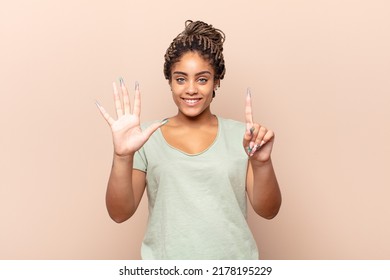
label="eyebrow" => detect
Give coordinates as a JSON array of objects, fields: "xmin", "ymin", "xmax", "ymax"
[{"xmin": 172, "ymin": 71, "xmax": 212, "ymax": 76}]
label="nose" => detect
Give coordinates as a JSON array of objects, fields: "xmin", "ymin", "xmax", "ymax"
[{"xmin": 186, "ymin": 81, "xmax": 198, "ymax": 95}]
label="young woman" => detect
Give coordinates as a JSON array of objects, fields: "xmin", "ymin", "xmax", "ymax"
[{"xmin": 96, "ymin": 20, "xmax": 281, "ymax": 259}]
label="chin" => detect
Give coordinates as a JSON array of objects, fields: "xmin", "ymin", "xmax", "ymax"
[
  {"xmin": 180, "ymin": 107, "xmax": 209, "ymax": 118},
  {"xmin": 181, "ymin": 111, "xmax": 202, "ymax": 118}
]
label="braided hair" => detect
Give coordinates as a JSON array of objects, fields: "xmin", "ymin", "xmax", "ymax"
[{"xmin": 163, "ymin": 20, "xmax": 226, "ymax": 93}]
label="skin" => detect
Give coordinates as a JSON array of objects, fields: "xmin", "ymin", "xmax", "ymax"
[
  {"xmin": 97, "ymin": 51, "xmax": 281, "ymax": 223},
  {"xmin": 161, "ymin": 52, "xmax": 219, "ymax": 154}
]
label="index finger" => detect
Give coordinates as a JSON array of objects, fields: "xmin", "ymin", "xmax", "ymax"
[{"xmin": 245, "ymin": 88, "xmax": 254, "ymax": 125}]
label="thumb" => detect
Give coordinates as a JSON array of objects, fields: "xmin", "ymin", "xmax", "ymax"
[
  {"xmin": 142, "ymin": 118, "xmax": 169, "ymax": 140},
  {"xmin": 243, "ymin": 123, "xmax": 254, "ymax": 152}
]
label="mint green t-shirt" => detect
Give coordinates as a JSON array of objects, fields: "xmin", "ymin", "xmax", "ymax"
[{"xmin": 133, "ymin": 116, "xmax": 259, "ymax": 259}]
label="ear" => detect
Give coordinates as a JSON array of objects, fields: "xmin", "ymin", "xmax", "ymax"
[{"xmin": 214, "ymin": 79, "xmax": 220, "ymax": 90}]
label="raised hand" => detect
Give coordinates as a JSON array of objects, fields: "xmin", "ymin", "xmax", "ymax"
[
  {"xmin": 243, "ymin": 88, "xmax": 275, "ymax": 162},
  {"xmin": 96, "ymin": 78, "xmax": 166, "ymax": 157}
]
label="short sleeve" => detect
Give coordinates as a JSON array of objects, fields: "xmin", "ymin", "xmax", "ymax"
[{"xmin": 133, "ymin": 146, "xmax": 147, "ymax": 172}]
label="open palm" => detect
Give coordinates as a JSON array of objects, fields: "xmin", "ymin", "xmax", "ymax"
[{"xmin": 96, "ymin": 79, "xmax": 164, "ymax": 157}]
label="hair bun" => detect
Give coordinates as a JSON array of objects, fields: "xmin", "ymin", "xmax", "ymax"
[
  {"xmin": 182, "ymin": 20, "xmax": 225, "ymax": 48},
  {"xmin": 163, "ymin": 20, "xmax": 226, "ymax": 81}
]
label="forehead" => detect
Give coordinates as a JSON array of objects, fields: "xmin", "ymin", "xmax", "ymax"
[{"xmin": 171, "ymin": 51, "xmax": 214, "ymax": 74}]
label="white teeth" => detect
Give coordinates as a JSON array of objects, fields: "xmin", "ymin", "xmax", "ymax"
[{"xmin": 184, "ymin": 99, "xmax": 200, "ymax": 105}]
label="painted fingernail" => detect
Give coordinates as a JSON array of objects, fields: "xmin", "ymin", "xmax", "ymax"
[
  {"xmin": 119, "ymin": 77, "xmax": 125, "ymax": 86},
  {"xmin": 259, "ymin": 140, "xmax": 266, "ymax": 147},
  {"xmin": 249, "ymin": 127, "xmax": 255, "ymax": 135},
  {"xmin": 95, "ymin": 100, "xmax": 101, "ymax": 108},
  {"xmin": 135, "ymin": 81, "xmax": 139, "ymax": 91},
  {"xmin": 161, "ymin": 118, "xmax": 169, "ymax": 125},
  {"xmin": 247, "ymin": 87, "xmax": 252, "ymax": 97},
  {"xmin": 250, "ymin": 144, "xmax": 259, "ymax": 156}
]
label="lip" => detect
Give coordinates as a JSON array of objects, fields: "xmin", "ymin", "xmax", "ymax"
[{"xmin": 181, "ymin": 98, "xmax": 202, "ymax": 106}]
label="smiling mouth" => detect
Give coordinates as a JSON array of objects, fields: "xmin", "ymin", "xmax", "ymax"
[{"xmin": 182, "ymin": 98, "xmax": 202, "ymax": 105}]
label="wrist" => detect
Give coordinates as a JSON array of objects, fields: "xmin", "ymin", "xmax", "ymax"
[
  {"xmin": 250, "ymin": 157, "xmax": 272, "ymax": 169},
  {"xmin": 113, "ymin": 153, "xmax": 134, "ymax": 163}
]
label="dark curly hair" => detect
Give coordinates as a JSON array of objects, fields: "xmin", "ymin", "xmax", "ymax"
[{"xmin": 163, "ymin": 20, "xmax": 226, "ymax": 92}]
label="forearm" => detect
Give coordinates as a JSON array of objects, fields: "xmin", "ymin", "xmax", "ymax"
[
  {"xmin": 249, "ymin": 159, "xmax": 282, "ymax": 219},
  {"xmin": 106, "ymin": 154, "xmax": 136, "ymax": 223}
]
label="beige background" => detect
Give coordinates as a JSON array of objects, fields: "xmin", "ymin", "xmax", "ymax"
[{"xmin": 1, "ymin": 0, "xmax": 389, "ymax": 259}]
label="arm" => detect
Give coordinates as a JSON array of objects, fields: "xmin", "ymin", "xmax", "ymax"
[
  {"xmin": 246, "ymin": 159, "xmax": 281, "ymax": 219},
  {"xmin": 106, "ymin": 155, "xmax": 146, "ymax": 223},
  {"xmin": 96, "ymin": 79, "xmax": 165, "ymax": 223},
  {"xmin": 243, "ymin": 89, "xmax": 282, "ymax": 219}
]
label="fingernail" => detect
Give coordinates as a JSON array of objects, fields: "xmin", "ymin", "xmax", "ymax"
[
  {"xmin": 119, "ymin": 77, "xmax": 125, "ymax": 86},
  {"xmin": 249, "ymin": 127, "xmax": 255, "ymax": 135},
  {"xmin": 247, "ymin": 146, "xmax": 252, "ymax": 154},
  {"xmin": 250, "ymin": 144, "xmax": 259, "ymax": 156},
  {"xmin": 259, "ymin": 140, "xmax": 265, "ymax": 147},
  {"xmin": 247, "ymin": 87, "xmax": 251, "ymax": 97},
  {"xmin": 161, "ymin": 118, "xmax": 169, "ymax": 125},
  {"xmin": 95, "ymin": 100, "xmax": 101, "ymax": 107},
  {"xmin": 135, "ymin": 81, "xmax": 139, "ymax": 91},
  {"xmin": 249, "ymin": 144, "xmax": 257, "ymax": 156}
]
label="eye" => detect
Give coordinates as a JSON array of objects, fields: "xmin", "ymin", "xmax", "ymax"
[
  {"xmin": 198, "ymin": 77, "xmax": 208, "ymax": 84},
  {"xmin": 175, "ymin": 77, "xmax": 185, "ymax": 84}
]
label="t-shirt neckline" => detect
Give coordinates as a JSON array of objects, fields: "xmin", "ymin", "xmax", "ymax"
[{"xmin": 157, "ymin": 115, "xmax": 221, "ymax": 157}]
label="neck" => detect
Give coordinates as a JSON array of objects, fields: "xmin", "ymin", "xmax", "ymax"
[{"xmin": 174, "ymin": 108, "xmax": 216, "ymax": 127}]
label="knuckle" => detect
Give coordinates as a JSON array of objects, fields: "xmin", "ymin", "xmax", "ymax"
[
  {"xmin": 259, "ymin": 126, "xmax": 267, "ymax": 133},
  {"xmin": 265, "ymin": 131, "xmax": 275, "ymax": 140}
]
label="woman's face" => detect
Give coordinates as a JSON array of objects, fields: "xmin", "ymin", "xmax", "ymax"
[{"xmin": 170, "ymin": 51, "xmax": 217, "ymax": 119}]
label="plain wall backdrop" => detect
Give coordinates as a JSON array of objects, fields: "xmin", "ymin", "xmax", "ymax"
[{"xmin": 1, "ymin": 0, "xmax": 389, "ymax": 259}]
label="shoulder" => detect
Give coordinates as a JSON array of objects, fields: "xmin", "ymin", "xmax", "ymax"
[
  {"xmin": 218, "ymin": 116, "xmax": 246, "ymax": 132},
  {"xmin": 216, "ymin": 116, "xmax": 247, "ymax": 156}
]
